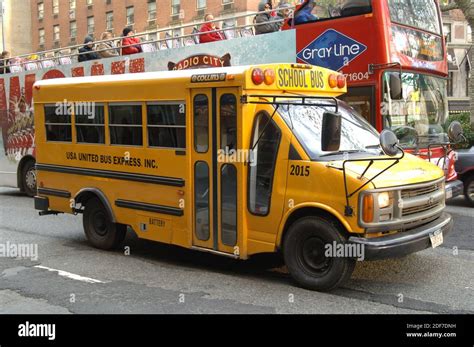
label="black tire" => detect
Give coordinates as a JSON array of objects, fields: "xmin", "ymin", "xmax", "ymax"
[
  {"xmin": 21, "ymin": 160, "xmax": 37, "ymax": 197},
  {"xmin": 283, "ymin": 216, "xmax": 356, "ymax": 292},
  {"xmin": 463, "ymin": 174, "xmax": 474, "ymax": 207},
  {"xmin": 83, "ymin": 197, "xmax": 126, "ymax": 250}
]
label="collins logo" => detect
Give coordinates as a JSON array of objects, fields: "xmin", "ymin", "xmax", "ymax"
[
  {"xmin": 191, "ymin": 73, "xmax": 227, "ymax": 83},
  {"xmin": 297, "ymin": 29, "xmax": 367, "ymax": 72}
]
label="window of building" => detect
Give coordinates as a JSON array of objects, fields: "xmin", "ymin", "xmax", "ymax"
[
  {"xmin": 466, "ymin": 71, "xmax": 470, "ymax": 97},
  {"xmin": 52, "ymin": 0, "xmax": 59, "ymax": 15},
  {"xmin": 148, "ymin": 1, "xmax": 156, "ymax": 21},
  {"xmin": 171, "ymin": 0, "xmax": 180, "ymax": 15},
  {"xmin": 38, "ymin": 3, "xmax": 44, "ymax": 19},
  {"xmin": 53, "ymin": 25, "xmax": 60, "ymax": 42},
  {"xmin": 109, "ymin": 104, "xmax": 143, "ymax": 146},
  {"xmin": 87, "ymin": 0, "xmax": 93, "ymax": 6},
  {"xmin": 44, "ymin": 105, "xmax": 72, "ymax": 142},
  {"xmin": 126, "ymin": 6, "xmax": 134, "ymax": 26},
  {"xmin": 87, "ymin": 16, "xmax": 95, "ymax": 36},
  {"xmin": 147, "ymin": 102, "xmax": 186, "ymax": 149},
  {"xmin": 76, "ymin": 105, "xmax": 105, "ymax": 144},
  {"xmin": 448, "ymin": 72, "xmax": 454, "ymax": 97},
  {"xmin": 70, "ymin": 21, "xmax": 77, "ymax": 40},
  {"xmin": 444, "ymin": 23, "xmax": 452, "ymax": 43},
  {"xmin": 106, "ymin": 11, "xmax": 114, "ymax": 31},
  {"xmin": 197, "ymin": 0, "xmax": 206, "ymax": 9},
  {"xmin": 69, "ymin": 0, "xmax": 76, "ymax": 10},
  {"xmin": 39, "ymin": 28, "xmax": 45, "ymax": 45}
]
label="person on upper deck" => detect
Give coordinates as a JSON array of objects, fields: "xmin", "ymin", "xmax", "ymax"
[
  {"xmin": 78, "ymin": 36, "xmax": 100, "ymax": 62},
  {"xmin": 294, "ymin": 0, "xmax": 318, "ymax": 25},
  {"xmin": 0, "ymin": 51, "xmax": 11, "ymax": 74},
  {"xmin": 97, "ymin": 32, "xmax": 119, "ymax": 58},
  {"xmin": 121, "ymin": 27, "xmax": 142, "ymax": 55},
  {"xmin": 255, "ymin": 1, "xmax": 280, "ymax": 35},
  {"xmin": 199, "ymin": 14, "xmax": 225, "ymax": 43}
]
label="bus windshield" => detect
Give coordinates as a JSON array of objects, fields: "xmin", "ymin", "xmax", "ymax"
[
  {"xmin": 383, "ymin": 72, "xmax": 448, "ymax": 149},
  {"xmin": 277, "ymin": 100, "xmax": 380, "ymax": 159},
  {"xmin": 388, "ymin": 0, "xmax": 441, "ymax": 34}
]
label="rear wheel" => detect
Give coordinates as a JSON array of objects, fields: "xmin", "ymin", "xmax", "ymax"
[
  {"xmin": 21, "ymin": 160, "xmax": 37, "ymax": 197},
  {"xmin": 463, "ymin": 174, "xmax": 474, "ymax": 207},
  {"xmin": 283, "ymin": 216, "xmax": 356, "ymax": 292},
  {"xmin": 83, "ymin": 197, "xmax": 126, "ymax": 250}
]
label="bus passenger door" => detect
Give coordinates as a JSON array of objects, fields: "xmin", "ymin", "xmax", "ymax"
[{"xmin": 190, "ymin": 88, "xmax": 241, "ymax": 256}]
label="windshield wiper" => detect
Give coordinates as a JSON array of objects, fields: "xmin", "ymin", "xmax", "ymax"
[{"xmin": 319, "ymin": 150, "xmax": 366, "ymax": 158}]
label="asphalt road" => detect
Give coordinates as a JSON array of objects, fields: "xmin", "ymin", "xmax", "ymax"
[{"xmin": 0, "ymin": 187, "xmax": 473, "ymax": 314}]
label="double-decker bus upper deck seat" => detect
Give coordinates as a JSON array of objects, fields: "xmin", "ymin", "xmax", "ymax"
[{"xmin": 340, "ymin": 0, "xmax": 372, "ymax": 17}]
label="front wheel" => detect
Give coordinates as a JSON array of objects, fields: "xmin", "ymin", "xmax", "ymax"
[
  {"xmin": 22, "ymin": 160, "xmax": 37, "ymax": 197},
  {"xmin": 283, "ymin": 216, "xmax": 356, "ymax": 291},
  {"xmin": 83, "ymin": 197, "xmax": 126, "ymax": 250}
]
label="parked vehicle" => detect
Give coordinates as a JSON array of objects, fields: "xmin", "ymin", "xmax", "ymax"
[{"xmin": 455, "ymin": 147, "xmax": 474, "ymax": 206}]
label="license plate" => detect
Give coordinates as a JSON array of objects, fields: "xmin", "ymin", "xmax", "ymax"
[
  {"xmin": 446, "ymin": 188, "xmax": 453, "ymax": 200},
  {"xmin": 430, "ymin": 230, "xmax": 444, "ymax": 248}
]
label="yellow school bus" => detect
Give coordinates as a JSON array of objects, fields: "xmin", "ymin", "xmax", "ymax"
[{"xmin": 33, "ymin": 63, "xmax": 453, "ymax": 291}]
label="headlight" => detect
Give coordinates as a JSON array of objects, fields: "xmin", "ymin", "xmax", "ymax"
[{"xmin": 378, "ymin": 192, "xmax": 391, "ymax": 209}]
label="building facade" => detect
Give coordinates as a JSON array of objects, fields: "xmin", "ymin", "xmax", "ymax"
[
  {"xmin": 30, "ymin": 0, "xmax": 264, "ymax": 52},
  {"xmin": 0, "ymin": 0, "xmax": 33, "ymax": 55},
  {"xmin": 442, "ymin": 7, "xmax": 472, "ymax": 114}
]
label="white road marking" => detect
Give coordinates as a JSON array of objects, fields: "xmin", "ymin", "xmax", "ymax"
[{"xmin": 34, "ymin": 265, "xmax": 106, "ymax": 284}]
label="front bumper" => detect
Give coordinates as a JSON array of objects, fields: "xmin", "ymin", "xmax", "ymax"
[
  {"xmin": 445, "ymin": 179, "xmax": 463, "ymax": 201},
  {"xmin": 348, "ymin": 212, "xmax": 453, "ymax": 260}
]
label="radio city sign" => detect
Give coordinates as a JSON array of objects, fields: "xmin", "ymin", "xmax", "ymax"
[{"xmin": 297, "ymin": 29, "xmax": 367, "ymax": 72}]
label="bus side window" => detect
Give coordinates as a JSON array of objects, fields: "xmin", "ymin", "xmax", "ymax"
[
  {"xmin": 220, "ymin": 94, "xmax": 237, "ymax": 151},
  {"xmin": 44, "ymin": 105, "xmax": 72, "ymax": 142},
  {"xmin": 109, "ymin": 104, "xmax": 143, "ymax": 146},
  {"xmin": 76, "ymin": 105, "xmax": 105, "ymax": 144},
  {"xmin": 194, "ymin": 95, "xmax": 209, "ymax": 153},
  {"xmin": 147, "ymin": 102, "xmax": 186, "ymax": 149},
  {"xmin": 248, "ymin": 112, "xmax": 281, "ymax": 216}
]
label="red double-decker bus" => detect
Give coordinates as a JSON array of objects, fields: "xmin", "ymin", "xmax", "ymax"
[
  {"xmin": 284, "ymin": 0, "xmax": 462, "ymax": 199},
  {"xmin": 0, "ymin": 1, "xmax": 461, "ymax": 199}
]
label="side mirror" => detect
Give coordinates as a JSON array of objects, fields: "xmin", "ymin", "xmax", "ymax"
[
  {"xmin": 321, "ymin": 111, "xmax": 342, "ymax": 152},
  {"xmin": 448, "ymin": 121, "xmax": 464, "ymax": 143},
  {"xmin": 380, "ymin": 129, "xmax": 400, "ymax": 157},
  {"xmin": 389, "ymin": 74, "xmax": 403, "ymax": 100}
]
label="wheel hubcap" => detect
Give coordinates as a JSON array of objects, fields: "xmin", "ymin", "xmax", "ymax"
[
  {"xmin": 25, "ymin": 169, "xmax": 37, "ymax": 189},
  {"xmin": 468, "ymin": 182, "xmax": 474, "ymax": 200},
  {"xmin": 299, "ymin": 237, "xmax": 331, "ymax": 275},
  {"xmin": 93, "ymin": 212, "xmax": 108, "ymax": 236}
]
